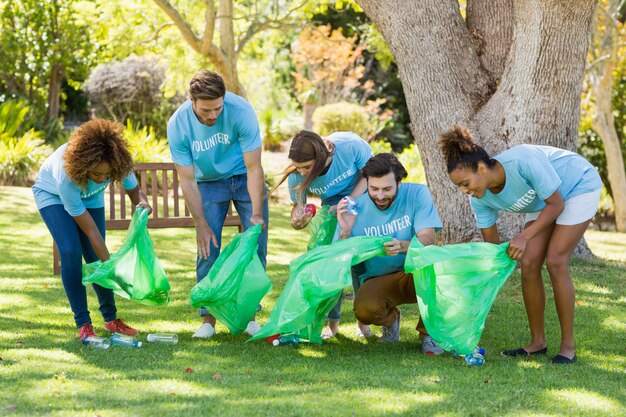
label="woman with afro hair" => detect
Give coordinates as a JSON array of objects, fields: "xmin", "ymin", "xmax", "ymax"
[{"xmin": 33, "ymin": 119, "xmax": 151, "ymax": 341}]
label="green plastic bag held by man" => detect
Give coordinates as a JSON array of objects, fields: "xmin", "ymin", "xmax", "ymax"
[
  {"xmin": 248, "ymin": 235, "xmax": 391, "ymax": 344},
  {"xmin": 306, "ymin": 205, "xmax": 338, "ymax": 251},
  {"xmin": 404, "ymin": 238, "xmax": 516, "ymax": 355},
  {"xmin": 189, "ymin": 224, "xmax": 271, "ymax": 335},
  {"xmin": 82, "ymin": 207, "xmax": 170, "ymax": 306}
]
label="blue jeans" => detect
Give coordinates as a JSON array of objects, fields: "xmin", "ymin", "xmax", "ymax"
[
  {"xmin": 39, "ymin": 205, "xmax": 117, "ymax": 327},
  {"xmin": 196, "ymin": 174, "xmax": 269, "ymax": 316},
  {"xmin": 327, "ymin": 269, "xmax": 362, "ymax": 323}
]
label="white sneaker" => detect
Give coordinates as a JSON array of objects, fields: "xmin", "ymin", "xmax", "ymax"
[
  {"xmin": 244, "ymin": 321, "xmax": 261, "ymax": 336},
  {"xmin": 192, "ymin": 323, "xmax": 216, "ymax": 339}
]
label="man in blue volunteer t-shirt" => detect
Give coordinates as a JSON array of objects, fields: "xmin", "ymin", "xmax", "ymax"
[
  {"xmin": 167, "ymin": 70, "xmax": 268, "ymax": 340},
  {"xmin": 335, "ymin": 153, "xmax": 444, "ymax": 355}
]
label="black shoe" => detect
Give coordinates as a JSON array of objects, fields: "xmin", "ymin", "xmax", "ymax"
[
  {"xmin": 551, "ymin": 354, "xmax": 577, "ymax": 364},
  {"xmin": 501, "ymin": 346, "xmax": 548, "ymax": 357}
]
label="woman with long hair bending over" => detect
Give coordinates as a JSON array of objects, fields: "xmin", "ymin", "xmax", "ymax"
[
  {"xmin": 271, "ymin": 130, "xmax": 373, "ymax": 339},
  {"xmin": 439, "ymin": 126, "xmax": 601, "ymax": 364}
]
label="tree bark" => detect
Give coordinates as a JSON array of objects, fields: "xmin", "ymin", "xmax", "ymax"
[
  {"xmin": 47, "ymin": 63, "xmax": 64, "ymax": 122},
  {"xmin": 357, "ymin": 0, "xmax": 597, "ymax": 257},
  {"xmin": 588, "ymin": 2, "xmax": 626, "ymax": 233},
  {"xmin": 153, "ymin": 0, "xmax": 244, "ymax": 96}
]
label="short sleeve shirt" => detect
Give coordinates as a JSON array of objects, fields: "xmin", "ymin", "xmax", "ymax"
[
  {"xmin": 471, "ymin": 145, "xmax": 602, "ymax": 228},
  {"xmin": 287, "ymin": 132, "xmax": 372, "ymax": 204},
  {"xmin": 336, "ymin": 183, "xmax": 443, "ymax": 283},
  {"xmin": 167, "ymin": 92, "xmax": 262, "ymax": 182},
  {"xmin": 32, "ymin": 143, "xmax": 138, "ymax": 216}
]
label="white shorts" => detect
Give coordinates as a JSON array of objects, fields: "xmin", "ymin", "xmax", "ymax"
[{"xmin": 525, "ymin": 189, "xmax": 601, "ymax": 226}]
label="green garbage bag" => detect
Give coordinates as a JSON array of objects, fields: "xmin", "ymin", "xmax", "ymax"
[
  {"xmin": 404, "ymin": 237, "xmax": 516, "ymax": 355},
  {"xmin": 248, "ymin": 235, "xmax": 391, "ymax": 344},
  {"xmin": 190, "ymin": 224, "xmax": 271, "ymax": 335},
  {"xmin": 82, "ymin": 207, "xmax": 170, "ymax": 306},
  {"xmin": 306, "ymin": 205, "xmax": 338, "ymax": 251}
]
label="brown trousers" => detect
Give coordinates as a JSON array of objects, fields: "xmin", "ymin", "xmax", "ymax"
[{"xmin": 353, "ymin": 270, "xmax": 427, "ymax": 336}]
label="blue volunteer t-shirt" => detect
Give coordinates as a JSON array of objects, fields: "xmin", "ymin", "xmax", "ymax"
[
  {"xmin": 471, "ymin": 144, "xmax": 602, "ymax": 228},
  {"xmin": 335, "ymin": 183, "xmax": 443, "ymax": 283},
  {"xmin": 32, "ymin": 143, "xmax": 138, "ymax": 217},
  {"xmin": 288, "ymin": 132, "xmax": 372, "ymax": 204},
  {"xmin": 167, "ymin": 92, "xmax": 262, "ymax": 182}
]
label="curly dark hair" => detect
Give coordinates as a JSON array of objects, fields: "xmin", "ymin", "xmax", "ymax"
[
  {"xmin": 438, "ymin": 125, "xmax": 496, "ymax": 173},
  {"xmin": 64, "ymin": 119, "xmax": 134, "ymax": 189}
]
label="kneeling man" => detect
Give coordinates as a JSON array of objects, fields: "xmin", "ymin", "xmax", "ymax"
[{"xmin": 336, "ymin": 153, "xmax": 443, "ymax": 355}]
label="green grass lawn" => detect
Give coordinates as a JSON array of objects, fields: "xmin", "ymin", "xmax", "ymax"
[{"xmin": 1, "ymin": 185, "xmax": 625, "ymax": 417}]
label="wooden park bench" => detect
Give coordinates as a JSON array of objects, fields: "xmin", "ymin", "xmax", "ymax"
[{"xmin": 53, "ymin": 162, "xmax": 243, "ymax": 275}]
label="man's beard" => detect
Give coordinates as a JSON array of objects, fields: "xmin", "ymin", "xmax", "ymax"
[{"xmin": 369, "ymin": 191, "xmax": 397, "ymax": 210}]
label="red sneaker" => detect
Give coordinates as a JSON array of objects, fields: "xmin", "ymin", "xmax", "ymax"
[
  {"xmin": 78, "ymin": 323, "xmax": 97, "ymax": 340},
  {"xmin": 104, "ymin": 318, "xmax": 138, "ymax": 336}
]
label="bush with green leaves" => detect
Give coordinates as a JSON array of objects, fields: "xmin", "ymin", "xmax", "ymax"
[
  {"xmin": 398, "ymin": 143, "xmax": 426, "ymax": 184},
  {"xmin": 0, "ymin": 100, "xmax": 51, "ymax": 185},
  {"xmin": 313, "ymin": 102, "xmax": 369, "ymax": 138},
  {"xmin": 260, "ymin": 109, "xmax": 302, "ymax": 152},
  {"xmin": 369, "ymin": 140, "xmax": 392, "ymax": 155},
  {"xmin": 368, "ymin": 140, "xmax": 425, "ymax": 184},
  {"xmin": 123, "ymin": 120, "xmax": 169, "ymax": 163}
]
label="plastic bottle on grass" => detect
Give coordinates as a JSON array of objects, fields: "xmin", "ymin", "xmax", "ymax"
[
  {"xmin": 452, "ymin": 347, "xmax": 485, "ymax": 356},
  {"xmin": 464, "ymin": 351, "xmax": 485, "ymax": 366},
  {"xmin": 147, "ymin": 333, "xmax": 178, "ymax": 345},
  {"xmin": 110, "ymin": 333, "xmax": 142, "ymax": 348},
  {"xmin": 82, "ymin": 336, "xmax": 110, "ymax": 349},
  {"xmin": 276, "ymin": 333, "xmax": 299, "ymax": 347}
]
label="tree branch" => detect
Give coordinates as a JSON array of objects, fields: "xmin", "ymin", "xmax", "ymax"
[
  {"xmin": 152, "ymin": 0, "xmax": 202, "ymax": 53},
  {"xmin": 200, "ymin": 0, "xmax": 216, "ymax": 55}
]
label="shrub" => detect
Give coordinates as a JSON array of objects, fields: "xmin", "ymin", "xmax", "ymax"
[
  {"xmin": 0, "ymin": 100, "xmax": 51, "ymax": 185},
  {"xmin": 85, "ymin": 57, "xmax": 183, "ymax": 137},
  {"xmin": 260, "ymin": 109, "xmax": 302, "ymax": 152},
  {"xmin": 369, "ymin": 140, "xmax": 392, "ymax": 155},
  {"xmin": 313, "ymin": 102, "xmax": 369, "ymax": 138},
  {"xmin": 123, "ymin": 120, "xmax": 169, "ymax": 163},
  {"xmin": 397, "ymin": 144, "xmax": 426, "ymax": 184}
]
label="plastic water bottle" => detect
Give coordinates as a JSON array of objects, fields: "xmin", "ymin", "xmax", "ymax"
[
  {"xmin": 146, "ymin": 333, "xmax": 178, "ymax": 345},
  {"xmin": 452, "ymin": 347, "xmax": 485, "ymax": 356},
  {"xmin": 109, "ymin": 333, "xmax": 142, "ymax": 348},
  {"xmin": 464, "ymin": 347, "xmax": 485, "ymax": 366},
  {"xmin": 276, "ymin": 333, "xmax": 299, "ymax": 347},
  {"xmin": 464, "ymin": 352, "xmax": 485, "ymax": 366},
  {"xmin": 341, "ymin": 196, "xmax": 359, "ymax": 215},
  {"xmin": 82, "ymin": 336, "xmax": 110, "ymax": 349}
]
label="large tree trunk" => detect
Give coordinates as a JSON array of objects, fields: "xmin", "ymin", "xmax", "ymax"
[{"xmin": 357, "ymin": 0, "xmax": 597, "ymax": 257}]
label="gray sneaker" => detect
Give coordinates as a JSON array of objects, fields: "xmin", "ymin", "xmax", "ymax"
[
  {"xmin": 421, "ymin": 335, "xmax": 444, "ymax": 355},
  {"xmin": 379, "ymin": 310, "xmax": 401, "ymax": 343}
]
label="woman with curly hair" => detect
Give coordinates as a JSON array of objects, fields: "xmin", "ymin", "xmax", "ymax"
[
  {"xmin": 439, "ymin": 126, "xmax": 601, "ymax": 364},
  {"xmin": 32, "ymin": 119, "xmax": 151, "ymax": 341}
]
